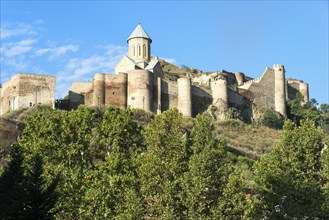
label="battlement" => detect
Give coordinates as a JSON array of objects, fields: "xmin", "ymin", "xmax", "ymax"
[
  {"xmin": 11, "ymin": 73, "xmax": 55, "ymax": 81},
  {"xmin": 273, "ymin": 64, "xmax": 285, "ymax": 72},
  {"xmin": 287, "ymin": 78, "xmax": 305, "ymax": 84}
]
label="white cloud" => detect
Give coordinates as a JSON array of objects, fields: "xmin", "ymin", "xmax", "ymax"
[
  {"xmin": 56, "ymin": 44, "xmax": 127, "ymax": 98},
  {"xmin": 3, "ymin": 59, "xmax": 29, "ymax": 71},
  {"xmin": 0, "ymin": 22, "xmax": 36, "ymax": 39},
  {"xmin": 1, "ymin": 39, "xmax": 37, "ymax": 57},
  {"xmin": 35, "ymin": 44, "xmax": 79, "ymax": 59},
  {"xmin": 160, "ymin": 57, "xmax": 177, "ymax": 65}
]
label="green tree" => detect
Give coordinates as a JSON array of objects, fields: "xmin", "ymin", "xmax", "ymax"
[
  {"xmin": 252, "ymin": 120, "xmax": 328, "ymax": 219},
  {"xmin": 81, "ymin": 107, "xmax": 143, "ymax": 219},
  {"xmin": 321, "ymin": 138, "xmax": 329, "ymax": 215},
  {"xmin": 0, "ymin": 144, "xmax": 26, "ymax": 219},
  {"xmin": 139, "ymin": 108, "xmax": 188, "ymax": 218},
  {"xmin": 19, "ymin": 106, "xmax": 99, "ymax": 219},
  {"xmin": 287, "ymin": 93, "xmax": 323, "ymax": 125},
  {"xmin": 0, "ymin": 146, "xmax": 59, "ymax": 220},
  {"xmin": 320, "ymin": 103, "xmax": 329, "ymax": 113},
  {"xmin": 24, "ymin": 155, "xmax": 59, "ymax": 220},
  {"xmin": 183, "ymin": 113, "xmax": 232, "ymax": 218},
  {"xmin": 261, "ymin": 110, "xmax": 284, "ymax": 129},
  {"xmin": 217, "ymin": 164, "xmax": 254, "ymax": 220}
]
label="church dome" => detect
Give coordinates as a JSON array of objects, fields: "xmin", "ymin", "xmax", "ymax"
[{"xmin": 127, "ymin": 23, "xmax": 152, "ymax": 43}]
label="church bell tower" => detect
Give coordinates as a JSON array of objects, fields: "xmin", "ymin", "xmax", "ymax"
[{"xmin": 127, "ymin": 23, "xmax": 152, "ymax": 68}]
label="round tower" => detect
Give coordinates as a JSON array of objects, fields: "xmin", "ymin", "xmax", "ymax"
[
  {"xmin": 211, "ymin": 78, "xmax": 228, "ymax": 110},
  {"xmin": 127, "ymin": 23, "xmax": 152, "ymax": 64},
  {"xmin": 127, "ymin": 70, "xmax": 153, "ymax": 112},
  {"xmin": 93, "ymin": 73, "xmax": 105, "ymax": 106},
  {"xmin": 235, "ymin": 72, "xmax": 245, "ymax": 86},
  {"xmin": 274, "ymin": 64, "xmax": 286, "ymax": 116},
  {"xmin": 300, "ymin": 82, "xmax": 309, "ymax": 103},
  {"xmin": 177, "ymin": 77, "xmax": 192, "ymax": 117}
]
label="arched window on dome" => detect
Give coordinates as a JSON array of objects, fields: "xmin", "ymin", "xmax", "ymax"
[
  {"xmin": 133, "ymin": 46, "xmax": 135, "ymax": 56},
  {"xmin": 143, "ymin": 44, "xmax": 146, "ymax": 57},
  {"xmin": 138, "ymin": 45, "xmax": 141, "ymax": 56}
]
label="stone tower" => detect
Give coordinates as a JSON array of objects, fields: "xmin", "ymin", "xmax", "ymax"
[
  {"xmin": 274, "ymin": 64, "xmax": 287, "ymax": 116},
  {"xmin": 300, "ymin": 82, "xmax": 309, "ymax": 103},
  {"xmin": 211, "ymin": 77, "xmax": 228, "ymax": 110},
  {"xmin": 177, "ymin": 77, "xmax": 192, "ymax": 117},
  {"xmin": 127, "ymin": 23, "xmax": 152, "ymax": 68}
]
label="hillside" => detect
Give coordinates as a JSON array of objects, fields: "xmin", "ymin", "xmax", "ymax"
[
  {"xmin": 0, "ymin": 118, "xmax": 20, "ymax": 167},
  {"xmin": 0, "ymin": 106, "xmax": 281, "ymax": 164},
  {"xmin": 159, "ymin": 59, "xmax": 205, "ymax": 80}
]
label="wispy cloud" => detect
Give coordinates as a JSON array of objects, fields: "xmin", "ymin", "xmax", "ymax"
[
  {"xmin": 35, "ymin": 44, "xmax": 79, "ymax": 59},
  {"xmin": 160, "ymin": 57, "xmax": 177, "ymax": 65},
  {"xmin": 0, "ymin": 20, "xmax": 128, "ymax": 98},
  {"xmin": 1, "ymin": 39, "xmax": 37, "ymax": 57},
  {"xmin": 0, "ymin": 22, "xmax": 36, "ymax": 39},
  {"xmin": 56, "ymin": 44, "xmax": 127, "ymax": 98}
]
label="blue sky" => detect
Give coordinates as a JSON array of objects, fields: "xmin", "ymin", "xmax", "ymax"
[{"xmin": 1, "ymin": 1, "xmax": 328, "ymax": 104}]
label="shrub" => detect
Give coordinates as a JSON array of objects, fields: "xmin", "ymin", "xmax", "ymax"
[{"xmin": 261, "ymin": 110, "xmax": 284, "ymax": 129}]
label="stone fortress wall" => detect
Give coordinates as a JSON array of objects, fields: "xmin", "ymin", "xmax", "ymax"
[
  {"xmin": 0, "ymin": 24, "xmax": 310, "ymax": 120},
  {"xmin": 0, "ymin": 74, "xmax": 55, "ymax": 115}
]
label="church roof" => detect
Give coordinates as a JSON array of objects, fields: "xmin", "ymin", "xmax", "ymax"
[
  {"xmin": 127, "ymin": 23, "xmax": 152, "ymax": 42},
  {"xmin": 145, "ymin": 60, "xmax": 159, "ymax": 70}
]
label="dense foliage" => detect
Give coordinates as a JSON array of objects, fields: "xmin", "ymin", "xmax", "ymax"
[
  {"xmin": 0, "ymin": 144, "xmax": 58, "ymax": 219},
  {"xmin": 1, "ymin": 105, "xmax": 328, "ymax": 219},
  {"xmin": 287, "ymin": 92, "xmax": 324, "ymax": 126}
]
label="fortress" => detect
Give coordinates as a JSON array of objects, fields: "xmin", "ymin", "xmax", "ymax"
[{"xmin": 0, "ymin": 24, "xmax": 309, "ymax": 121}]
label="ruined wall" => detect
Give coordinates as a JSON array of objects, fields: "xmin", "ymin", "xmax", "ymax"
[
  {"xmin": 228, "ymin": 88, "xmax": 247, "ymax": 106},
  {"xmin": 69, "ymin": 82, "xmax": 93, "ymax": 109},
  {"xmin": 127, "ymin": 70, "xmax": 153, "ymax": 111},
  {"xmin": 235, "ymin": 72, "xmax": 245, "ymax": 86},
  {"xmin": 104, "ymin": 73, "xmax": 127, "ymax": 109},
  {"xmin": 228, "ymin": 88, "xmax": 252, "ymax": 121},
  {"xmin": 191, "ymin": 85, "xmax": 212, "ymax": 117},
  {"xmin": 161, "ymin": 79, "xmax": 178, "ymax": 112},
  {"xmin": 241, "ymin": 68, "xmax": 276, "ymax": 118},
  {"xmin": 0, "ymin": 74, "xmax": 55, "ymax": 115},
  {"xmin": 0, "ymin": 79, "xmax": 17, "ymax": 115},
  {"xmin": 287, "ymin": 79, "xmax": 309, "ymax": 103}
]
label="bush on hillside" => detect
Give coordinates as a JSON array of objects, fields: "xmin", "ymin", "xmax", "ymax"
[{"xmin": 261, "ymin": 110, "xmax": 284, "ymax": 129}]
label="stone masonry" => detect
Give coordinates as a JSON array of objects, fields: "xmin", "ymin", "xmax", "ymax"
[{"xmin": 0, "ymin": 74, "xmax": 56, "ymax": 115}]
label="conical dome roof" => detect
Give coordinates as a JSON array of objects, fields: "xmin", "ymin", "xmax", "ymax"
[{"xmin": 127, "ymin": 23, "xmax": 152, "ymax": 42}]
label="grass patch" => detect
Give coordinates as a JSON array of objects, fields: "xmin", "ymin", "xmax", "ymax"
[{"xmin": 216, "ymin": 119, "xmax": 281, "ymax": 159}]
